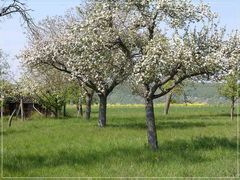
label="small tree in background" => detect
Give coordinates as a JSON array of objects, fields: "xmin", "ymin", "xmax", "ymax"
[
  {"xmin": 66, "ymin": 81, "xmax": 95, "ymax": 119},
  {"xmin": 164, "ymin": 82, "xmax": 184, "ymax": 115},
  {"xmin": 1, "ymin": 80, "xmax": 30, "ymax": 127},
  {"xmin": 218, "ymin": 30, "xmax": 240, "ymax": 120},
  {"xmin": 218, "ymin": 71, "xmax": 239, "ymax": 120},
  {"xmin": 0, "ymin": 50, "xmax": 26, "ymax": 126},
  {"xmin": 0, "ymin": 50, "xmax": 12, "ymax": 119},
  {"xmin": 21, "ymin": 68, "xmax": 71, "ymax": 118}
]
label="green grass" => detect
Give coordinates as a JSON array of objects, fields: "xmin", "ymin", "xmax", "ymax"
[{"xmin": 1, "ymin": 104, "xmax": 239, "ymax": 177}]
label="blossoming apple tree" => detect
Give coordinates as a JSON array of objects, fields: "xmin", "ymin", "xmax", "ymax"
[
  {"xmin": 21, "ymin": 2, "xmax": 134, "ymax": 127},
  {"xmin": 20, "ymin": 67, "xmax": 71, "ymax": 117},
  {"xmin": 122, "ymin": 0, "xmax": 237, "ymax": 150}
]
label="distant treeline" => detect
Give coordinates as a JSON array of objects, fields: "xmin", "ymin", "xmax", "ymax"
[{"xmin": 108, "ymin": 83, "xmax": 226, "ymax": 105}]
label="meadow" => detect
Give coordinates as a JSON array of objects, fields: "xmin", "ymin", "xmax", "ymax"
[{"xmin": 1, "ymin": 104, "xmax": 238, "ymax": 178}]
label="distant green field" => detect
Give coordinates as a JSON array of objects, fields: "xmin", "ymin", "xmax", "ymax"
[{"xmin": 1, "ymin": 104, "xmax": 239, "ymax": 177}]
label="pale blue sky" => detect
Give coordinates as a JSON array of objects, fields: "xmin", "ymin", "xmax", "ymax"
[{"xmin": 0, "ymin": 0, "xmax": 239, "ymax": 78}]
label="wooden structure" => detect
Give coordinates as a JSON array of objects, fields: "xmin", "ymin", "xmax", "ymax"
[{"xmin": 2, "ymin": 97, "xmax": 46, "ymax": 118}]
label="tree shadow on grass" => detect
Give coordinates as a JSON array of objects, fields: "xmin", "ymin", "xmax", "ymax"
[
  {"xmin": 3, "ymin": 136, "xmax": 236, "ymax": 176},
  {"xmin": 107, "ymin": 120, "xmax": 224, "ymax": 130},
  {"xmin": 110, "ymin": 113, "xmax": 235, "ymax": 122},
  {"xmin": 1, "ymin": 129, "xmax": 28, "ymax": 136},
  {"xmin": 158, "ymin": 113, "xmax": 237, "ymax": 121}
]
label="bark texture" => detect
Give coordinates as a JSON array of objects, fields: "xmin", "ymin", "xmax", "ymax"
[
  {"xmin": 77, "ymin": 97, "xmax": 83, "ymax": 117},
  {"xmin": 145, "ymin": 97, "xmax": 158, "ymax": 150},
  {"xmin": 85, "ymin": 93, "xmax": 93, "ymax": 119},
  {"xmin": 98, "ymin": 94, "xmax": 107, "ymax": 127}
]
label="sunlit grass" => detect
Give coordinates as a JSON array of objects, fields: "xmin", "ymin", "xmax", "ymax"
[{"xmin": 1, "ymin": 104, "xmax": 238, "ymax": 177}]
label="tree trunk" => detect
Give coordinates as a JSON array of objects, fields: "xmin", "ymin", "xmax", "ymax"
[
  {"xmin": 33, "ymin": 104, "xmax": 43, "ymax": 116},
  {"xmin": 63, "ymin": 103, "xmax": 67, "ymax": 117},
  {"xmin": 0, "ymin": 105, "xmax": 3, "ymax": 119},
  {"xmin": 145, "ymin": 97, "xmax": 158, "ymax": 150},
  {"xmin": 8, "ymin": 108, "xmax": 17, "ymax": 127},
  {"xmin": 164, "ymin": 92, "xmax": 172, "ymax": 115},
  {"xmin": 45, "ymin": 107, "xmax": 48, "ymax": 117},
  {"xmin": 16, "ymin": 104, "xmax": 21, "ymax": 118},
  {"xmin": 98, "ymin": 94, "xmax": 107, "ymax": 127},
  {"xmin": 230, "ymin": 98, "xmax": 235, "ymax": 120},
  {"xmin": 0, "ymin": 98, "xmax": 3, "ymax": 119},
  {"xmin": 20, "ymin": 98, "xmax": 24, "ymax": 121},
  {"xmin": 55, "ymin": 108, "xmax": 58, "ymax": 118},
  {"xmin": 77, "ymin": 96, "xmax": 83, "ymax": 118},
  {"xmin": 85, "ymin": 93, "xmax": 92, "ymax": 120}
]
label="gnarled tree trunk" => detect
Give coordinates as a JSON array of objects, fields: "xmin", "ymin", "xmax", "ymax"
[
  {"xmin": 164, "ymin": 92, "xmax": 172, "ymax": 115},
  {"xmin": 98, "ymin": 94, "xmax": 107, "ymax": 127},
  {"xmin": 145, "ymin": 97, "xmax": 158, "ymax": 150}
]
